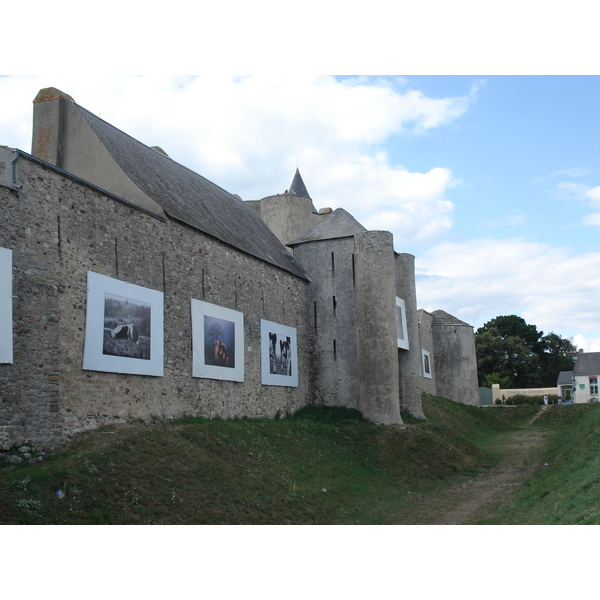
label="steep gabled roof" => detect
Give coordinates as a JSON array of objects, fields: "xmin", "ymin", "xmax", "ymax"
[
  {"xmin": 573, "ymin": 352, "xmax": 600, "ymax": 376},
  {"xmin": 289, "ymin": 168, "xmax": 310, "ymax": 198},
  {"xmin": 73, "ymin": 103, "xmax": 306, "ymax": 279},
  {"xmin": 286, "ymin": 208, "xmax": 367, "ymax": 246}
]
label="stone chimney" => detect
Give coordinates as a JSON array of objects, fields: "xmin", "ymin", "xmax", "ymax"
[{"xmin": 31, "ymin": 87, "xmax": 74, "ymax": 167}]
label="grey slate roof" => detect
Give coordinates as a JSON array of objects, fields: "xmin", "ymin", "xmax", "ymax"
[
  {"xmin": 287, "ymin": 208, "xmax": 367, "ymax": 246},
  {"xmin": 289, "ymin": 168, "xmax": 311, "ymax": 198},
  {"xmin": 557, "ymin": 371, "xmax": 573, "ymax": 385},
  {"xmin": 74, "ymin": 104, "xmax": 306, "ymax": 279},
  {"xmin": 431, "ymin": 310, "xmax": 472, "ymax": 327},
  {"xmin": 573, "ymin": 352, "xmax": 600, "ymax": 376}
]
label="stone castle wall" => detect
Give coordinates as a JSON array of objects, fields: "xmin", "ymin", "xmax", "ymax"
[
  {"xmin": 0, "ymin": 153, "xmax": 314, "ymax": 449},
  {"xmin": 291, "ymin": 236, "xmax": 359, "ymax": 409},
  {"xmin": 1, "ymin": 87, "xmax": 482, "ymax": 450},
  {"xmin": 355, "ymin": 231, "xmax": 402, "ymax": 424},
  {"xmin": 395, "ymin": 253, "xmax": 425, "ymax": 419},
  {"xmin": 432, "ymin": 321, "xmax": 479, "ymax": 405},
  {"xmin": 248, "ymin": 194, "xmax": 323, "ymax": 246}
]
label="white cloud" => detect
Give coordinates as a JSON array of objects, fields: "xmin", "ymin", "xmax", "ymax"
[
  {"xmin": 0, "ymin": 74, "xmax": 472, "ymax": 247},
  {"xmin": 416, "ymin": 237, "xmax": 600, "ymax": 338},
  {"xmin": 552, "ymin": 180, "xmax": 600, "ymax": 226},
  {"xmin": 583, "ymin": 213, "xmax": 600, "ymax": 227},
  {"xmin": 308, "ymin": 156, "xmax": 457, "ymax": 245},
  {"xmin": 573, "ymin": 334, "xmax": 600, "ymax": 353},
  {"xmin": 553, "ymin": 180, "xmax": 590, "ymax": 200},
  {"xmin": 585, "ymin": 186, "xmax": 600, "ymax": 206}
]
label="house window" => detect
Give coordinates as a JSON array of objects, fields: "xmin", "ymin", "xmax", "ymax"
[{"xmin": 590, "ymin": 377, "xmax": 598, "ymax": 395}]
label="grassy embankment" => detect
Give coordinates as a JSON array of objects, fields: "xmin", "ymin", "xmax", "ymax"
[
  {"xmin": 1, "ymin": 395, "xmax": 598, "ymax": 524},
  {"xmin": 479, "ymin": 401, "xmax": 600, "ymax": 524}
]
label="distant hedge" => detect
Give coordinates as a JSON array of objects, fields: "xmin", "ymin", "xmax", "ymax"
[{"xmin": 495, "ymin": 394, "xmax": 560, "ymax": 406}]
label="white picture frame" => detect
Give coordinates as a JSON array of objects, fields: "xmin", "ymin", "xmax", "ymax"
[
  {"xmin": 0, "ymin": 248, "xmax": 13, "ymax": 364},
  {"xmin": 82, "ymin": 271, "xmax": 164, "ymax": 376},
  {"xmin": 261, "ymin": 319, "xmax": 298, "ymax": 387},
  {"xmin": 191, "ymin": 299, "xmax": 244, "ymax": 382},
  {"xmin": 422, "ymin": 349, "xmax": 432, "ymax": 379},
  {"xmin": 395, "ymin": 297, "xmax": 409, "ymax": 350}
]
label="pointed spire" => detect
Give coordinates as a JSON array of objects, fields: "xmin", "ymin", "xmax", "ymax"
[{"xmin": 289, "ymin": 168, "xmax": 310, "ymax": 198}]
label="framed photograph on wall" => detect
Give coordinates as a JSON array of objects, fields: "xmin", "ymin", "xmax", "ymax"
[
  {"xmin": 261, "ymin": 319, "xmax": 298, "ymax": 387},
  {"xmin": 0, "ymin": 248, "xmax": 13, "ymax": 364},
  {"xmin": 82, "ymin": 271, "xmax": 164, "ymax": 376},
  {"xmin": 191, "ymin": 299, "xmax": 244, "ymax": 382},
  {"xmin": 422, "ymin": 349, "xmax": 432, "ymax": 379},
  {"xmin": 395, "ymin": 297, "xmax": 409, "ymax": 350}
]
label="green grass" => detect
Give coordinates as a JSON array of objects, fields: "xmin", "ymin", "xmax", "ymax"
[
  {"xmin": 480, "ymin": 403, "xmax": 600, "ymax": 524},
  {"xmin": 1, "ymin": 396, "xmax": 598, "ymax": 524}
]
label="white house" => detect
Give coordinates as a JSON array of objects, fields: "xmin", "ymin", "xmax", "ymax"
[{"xmin": 571, "ymin": 351, "xmax": 600, "ymax": 403}]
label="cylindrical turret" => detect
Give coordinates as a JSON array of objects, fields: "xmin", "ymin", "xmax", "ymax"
[{"xmin": 354, "ymin": 231, "xmax": 402, "ymax": 424}]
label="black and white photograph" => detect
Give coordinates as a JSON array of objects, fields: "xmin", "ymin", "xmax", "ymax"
[
  {"xmin": 261, "ymin": 319, "xmax": 298, "ymax": 387},
  {"xmin": 191, "ymin": 299, "xmax": 244, "ymax": 382},
  {"xmin": 103, "ymin": 293, "xmax": 151, "ymax": 360},
  {"xmin": 422, "ymin": 349, "xmax": 432, "ymax": 379},
  {"xmin": 395, "ymin": 297, "xmax": 409, "ymax": 350},
  {"xmin": 0, "ymin": 247, "xmax": 13, "ymax": 364},
  {"xmin": 269, "ymin": 332, "xmax": 292, "ymax": 376},
  {"xmin": 82, "ymin": 271, "xmax": 164, "ymax": 376}
]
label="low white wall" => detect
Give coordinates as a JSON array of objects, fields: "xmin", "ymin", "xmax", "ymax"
[{"xmin": 491, "ymin": 384, "xmax": 560, "ymax": 403}]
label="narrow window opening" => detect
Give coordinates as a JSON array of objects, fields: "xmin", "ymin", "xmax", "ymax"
[
  {"xmin": 352, "ymin": 254, "xmax": 355, "ymax": 285},
  {"xmin": 331, "ymin": 251, "xmax": 335, "ymax": 274},
  {"xmin": 114, "ymin": 238, "xmax": 119, "ymax": 278},
  {"xmin": 56, "ymin": 215, "xmax": 63, "ymax": 260},
  {"xmin": 332, "ymin": 295, "xmax": 337, "ymax": 317},
  {"xmin": 313, "ymin": 301, "xmax": 317, "ymax": 329},
  {"xmin": 333, "ymin": 339, "xmax": 337, "ymax": 358}
]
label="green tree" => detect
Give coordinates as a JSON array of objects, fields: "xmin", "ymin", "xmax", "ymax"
[
  {"xmin": 481, "ymin": 372, "xmax": 512, "ymax": 389},
  {"xmin": 475, "ymin": 328, "xmax": 540, "ymax": 388},
  {"xmin": 476, "ymin": 315, "xmax": 576, "ymax": 389},
  {"xmin": 477, "ymin": 315, "xmax": 544, "ymax": 353},
  {"xmin": 538, "ymin": 332, "xmax": 577, "ymax": 386}
]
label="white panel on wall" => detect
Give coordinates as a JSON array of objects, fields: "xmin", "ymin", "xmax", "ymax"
[
  {"xmin": 261, "ymin": 319, "xmax": 298, "ymax": 387},
  {"xmin": 191, "ymin": 299, "xmax": 244, "ymax": 382},
  {"xmin": 0, "ymin": 248, "xmax": 13, "ymax": 364},
  {"xmin": 395, "ymin": 297, "xmax": 409, "ymax": 350},
  {"xmin": 82, "ymin": 271, "xmax": 164, "ymax": 376},
  {"xmin": 422, "ymin": 349, "xmax": 432, "ymax": 379}
]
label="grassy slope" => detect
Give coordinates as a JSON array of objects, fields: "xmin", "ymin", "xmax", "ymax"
[
  {"xmin": 0, "ymin": 396, "xmax": 596, "ymax": 525},
  {"xmin": 481, "ymin": 403, "xmax": 600, "ymax": 525}
]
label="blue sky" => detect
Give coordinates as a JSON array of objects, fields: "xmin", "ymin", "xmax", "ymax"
[
  {"xmin": 2, "ymin": 74, "xmax": 600, "ymax": 350},
  {"xmin": 406, "ymin": 76, "xmax": 600, "ymax": 246}
]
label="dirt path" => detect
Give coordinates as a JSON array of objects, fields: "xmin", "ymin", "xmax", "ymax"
[
  {"xmin": 430, "ymin": 427, "xmax": 548, "ymax": 524},
  {"xmin": 394, "ymin": 409, "xmax": 551, "ymax": 525}
]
